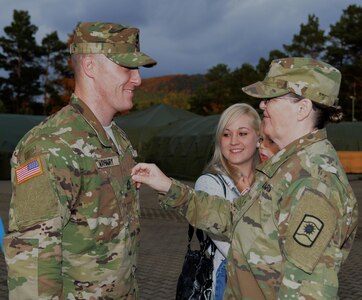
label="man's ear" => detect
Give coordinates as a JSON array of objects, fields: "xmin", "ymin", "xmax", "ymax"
[
  {"xmin": 297, "ymin": 98, "xmax": 313, "ymax": 121},
  {"xmin": 81, "ymin": 55, "xmax": 96, "ymax": 78}
]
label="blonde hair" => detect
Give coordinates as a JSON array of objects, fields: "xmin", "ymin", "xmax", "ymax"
[{"xmin": 205, "ymin": 103, "xmax": 261, "ymax": 182}]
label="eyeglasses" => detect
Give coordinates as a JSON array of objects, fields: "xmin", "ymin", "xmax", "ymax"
[{"xmin": 262, "ymin": 95, "xmax": 303, "ymax": 105}]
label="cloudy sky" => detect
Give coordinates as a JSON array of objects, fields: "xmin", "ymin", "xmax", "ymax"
[{"xmin": 0, "ymin": 0, "xmax": 359, "ymax": 78}]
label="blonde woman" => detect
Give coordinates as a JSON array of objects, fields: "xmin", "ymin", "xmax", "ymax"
[{"xmin": 195, "ymin": 103, "xmax": 261, "ymax": 299}]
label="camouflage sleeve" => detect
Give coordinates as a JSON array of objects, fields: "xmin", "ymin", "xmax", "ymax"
[
  {"xmin": 277, "ymin": 179, "xmax": 356, "ymax": 299},
  {"xmin": 159, "ymin": 179, "xmax": 234, "ymax": 239},
  {"xmin": 4, "ymin": 148, "xmax": 80, "ymax": 299}
]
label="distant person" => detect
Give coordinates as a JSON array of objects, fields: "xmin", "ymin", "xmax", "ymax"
[
  {"xmin": 3, "ymin": 22, "xmax": 156, "ymax": 299},
  {"xmin": 194, "ymin": 103, "xmax": 260, "ymax": 299},
  {"xmin": 258, "ymin": 121, "xmax": 279, "ymax": 162},
  {"xmin": 131, "ymin": 57, "xmax": 358, "ymax": 299}
]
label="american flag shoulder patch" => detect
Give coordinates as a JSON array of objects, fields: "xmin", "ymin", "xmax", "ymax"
[{"xmin": 15, "ymin": 157, "xmax": 43, "ymax": 184}]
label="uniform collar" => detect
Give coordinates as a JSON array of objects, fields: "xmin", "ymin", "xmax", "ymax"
[
  {"xmin": 256, "ymin": 129, "xmax": 328, "ymax": 178},
  {"xmin": 70, "ymin": 94, "xmax": 112, "ymax": 148}
]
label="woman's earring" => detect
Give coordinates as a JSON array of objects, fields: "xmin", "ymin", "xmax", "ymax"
[{"xmin": 256, "ymin": 141, "xmax": 261, "ymax": 148}]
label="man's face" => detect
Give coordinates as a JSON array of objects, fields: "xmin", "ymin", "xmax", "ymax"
[{"xmin": 95, "ymin": 55, "xmax": 141, "ymax": 114}]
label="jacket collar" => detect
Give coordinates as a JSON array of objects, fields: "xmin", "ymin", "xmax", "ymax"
[
  {"xmin": 256, "ymin": 129, "xmax": 328, "ymax": 178},
  {"xmin": 69, "ymin": 94, "xmax": 112, "ymax": 148}
]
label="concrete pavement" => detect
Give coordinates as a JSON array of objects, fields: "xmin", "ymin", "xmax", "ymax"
[{"xmin": 0, "ymin": 175, "xmax": 361, "ymax": 299}]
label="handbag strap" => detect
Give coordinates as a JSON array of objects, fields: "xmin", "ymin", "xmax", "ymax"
[
  {"xmin": 187, "ymin": 224, "xmax": 217, "ymax": 259},
  {"xmin": 187, "ymin": 173, "xmax": 227, "ymax": 256},
  {"xmin": 187, "ymin": 224, "xmax": 208, "ymax": 248}
]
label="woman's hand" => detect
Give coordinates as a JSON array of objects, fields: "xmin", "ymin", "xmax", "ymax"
[{"xmin": 131, "ymin": 163, "xmax": 172, "ymax": 193}]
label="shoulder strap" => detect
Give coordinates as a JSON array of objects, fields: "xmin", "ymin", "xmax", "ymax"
[
  {"xmin": 204, "ymin": 173, "xmax": 227, "ymax": 198},
  {"xmin": 215, "ymin": 174, "xmax": 227, "ymax": 197}
]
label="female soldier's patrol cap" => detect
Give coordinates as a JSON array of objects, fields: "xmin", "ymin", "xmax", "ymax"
[
  {"xmin": 242, "ymin": 57, "xmax": 341, "ymax": 107},
  {"xmin": 70, "ymin": 22, "xmax": 157, "ymax": 68}
]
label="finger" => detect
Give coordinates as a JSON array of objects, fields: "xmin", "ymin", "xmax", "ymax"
[
  {"xmin": 132, "ymin": 174, "xmax": 149, "ymax": 185},
  {"xmin": 131, "ymin": 163, "xmax": 149, "ymax": 175}
]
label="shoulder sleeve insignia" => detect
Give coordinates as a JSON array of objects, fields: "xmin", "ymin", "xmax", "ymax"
[
  {"xmin": 15, "ymin": 157, "xmax": 43, "ymax": 184},
  {"xmin": 284, "ymin": 189, "xmax": 337, "ymax": 273},
  {"xmin": 293, "ymin": 214, "xmax": 323, "ymax": 247}
]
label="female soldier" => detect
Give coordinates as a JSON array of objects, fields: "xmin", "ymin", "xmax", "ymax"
[{"xmin": 132, "ymin": 57, "xmax": 358, "ymax": 299}]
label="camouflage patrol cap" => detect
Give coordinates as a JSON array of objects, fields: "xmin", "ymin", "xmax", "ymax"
[
  {"xmin": 242, "ymin": 57, "xmax": 341, "ymax": 107},
  {"xmin": 70, "ymin": 22, "xmax": 157, "ymax": 68}
]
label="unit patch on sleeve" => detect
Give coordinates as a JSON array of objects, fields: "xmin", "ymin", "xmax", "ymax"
[
  {"xmin": 284, "ymin": 189, "xmax": 337, "ymax": 273},
  {"xmin": 15, "ymin": 157, "xmax": 43, "ymax": 184},
  {"xmin": 293, "ymin": 214, "xmax": 323, "ymax": 247}
]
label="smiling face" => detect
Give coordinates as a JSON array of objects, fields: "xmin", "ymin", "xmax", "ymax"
[
  {"xmin": 94, "ymin": 54, "xmax": 141, "ymax": 114},
  {"xmin": 220, "ymin": 114, "xmax": 259, "ymax": 172}
]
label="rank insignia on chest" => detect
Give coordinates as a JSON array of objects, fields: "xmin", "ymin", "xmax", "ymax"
[
  {"xmin": 131, "ymin": 148, "xmax": 138, "ymax": 158},
  {"xmin": 293, "ymin": 214, "xmax": 324, "ymax": 247},
  {"xmin": 262, "ymin": 182, "xmax": 272, "ymax": 192},
  {"xmin": 96, "ymin": 156, "xmax": 120, "ymax": 168}
]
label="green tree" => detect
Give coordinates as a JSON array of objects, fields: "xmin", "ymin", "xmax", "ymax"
[
  {"xmin": 189, "ymin": 62, "xmax": 264, "ymax": 115},
  {"xmin": 283, "ymin": 14, "xmax": 326, "ymax": 59},
  {"xmin": 189, "ymin": 64, "xmax": 232, "ymax": 115},
  {"xmin": 256, "ymin": 50, "xmax": 287, "ymax": 76},
  {"xmin": 324, "ymin": 4, "xmax": 362, "ymax": 121},
  {"xmin": 41, "ymin": 31, "xmax": 69, "ymax": 115},
  {"xmin": 228, "ymin": 63, "xmax": 260, "ymax": 110},
  {"xmin": 0, "ymin": 10, "xmax": 43, "ymax": 114}
]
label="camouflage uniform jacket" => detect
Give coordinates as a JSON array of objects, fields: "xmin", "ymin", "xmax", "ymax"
[
  {"xmin": 160, "ymin": 129, "xmax": 358, "ymax": 299},
  {"xmin": 4, "ymin": 94, "xmax": 140, "ymax": 299}
]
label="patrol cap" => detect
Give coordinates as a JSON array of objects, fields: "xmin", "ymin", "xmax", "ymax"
[
  {"xmin": 242, "ymin": 57, "xmax": 341, "ymax": 107},
  {"xmin": 70, "ymin": 22, "xmax": 157, "ymax": 68}
]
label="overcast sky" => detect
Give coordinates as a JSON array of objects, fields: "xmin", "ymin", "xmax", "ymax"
[{"xmin": 0, "ymin": 0, "xmax": 359, "ymax": 78}]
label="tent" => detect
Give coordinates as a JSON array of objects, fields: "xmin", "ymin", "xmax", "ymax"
[
  {"xmin": 326, "ymin": 122, "xmax": 362, "ymax": 173},
  {"xmin": 0, "ymin": 109, "xmax": 361, "ymax": 180},
  {"xmin": 114, "ymin": 104, "xmax": 197, "ymax": 161},
  {"xmin": 145, "ymin": 121, "xmax": 362, "ymax": 181},
  {"xmin": 146, "ymin": 115, "xmax": 220, "ymax": 180}
]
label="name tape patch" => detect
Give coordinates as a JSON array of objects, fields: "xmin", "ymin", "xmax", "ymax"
[
  {"xmin": 96, "ymin": 156, "xmax": 120, "ymax": 169},
  {"xmin": 15, "ymin": 157, "xmax": 43, "ymax": 184}
]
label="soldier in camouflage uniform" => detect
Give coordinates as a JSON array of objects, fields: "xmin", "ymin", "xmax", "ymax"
[
  {"xmin": 3, "ymin": 22, "xmax": 156, "ymax": 299},
  {"xmin": 132, "ymin": 57, "xmax": 358, "ymax": 299}
]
